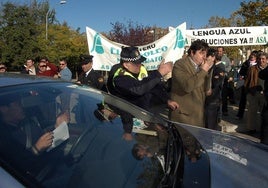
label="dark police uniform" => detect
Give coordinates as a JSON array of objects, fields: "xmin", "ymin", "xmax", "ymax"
[
  {"xmin": 78, "ymin": 69, "xmax": 104, "ymax": 90},
  {"xmin": 106, "ymin": 64, "xmax": 169, "ymax": 134},
  {"xmin": 77, "ymin": 55, "xmax": 104, "ymax": 90},
  {"xmin": 110, "ymin": 64, "xmax": 169, "ymax": 111},
  {"xmin": 105, "ymin": 46, "xmax": 170, "ymax": 134}
]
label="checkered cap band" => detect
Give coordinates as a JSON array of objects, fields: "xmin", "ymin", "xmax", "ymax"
[{"xmin": 121, "ymin": 55, "xmax": 141, "ymax": 62}]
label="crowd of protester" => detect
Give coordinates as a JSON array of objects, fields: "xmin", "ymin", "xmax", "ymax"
[{"xmin": 0, "ymin": 41, "xmax": 267, "ymax": 145}]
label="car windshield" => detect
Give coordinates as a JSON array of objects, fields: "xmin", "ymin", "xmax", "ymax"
[{"xmin": 0, "ymin": 82, "xmax": 175, "ymax": 187}]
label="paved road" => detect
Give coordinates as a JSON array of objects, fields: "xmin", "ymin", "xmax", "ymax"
[{"xmin": 219, "ymin": 104, "xmax": 261, "ymax": 143}]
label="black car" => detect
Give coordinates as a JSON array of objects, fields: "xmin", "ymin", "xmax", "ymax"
[{"xmin": 0, "ymin": 73, "xmax": 267, "ymax": 188}]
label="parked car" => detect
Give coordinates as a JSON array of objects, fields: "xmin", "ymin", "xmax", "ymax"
[{"xmin": 0, "ymin": 73, "xmax": 268, "ymax": 188}]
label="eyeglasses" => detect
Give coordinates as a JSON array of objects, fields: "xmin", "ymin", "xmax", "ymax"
[
  {"xmin": 59, "ymin": 64, "xmax": 65, "ymax": 66},
  {"xmin": 39, "ymin": 65, "xmax": 47, "ymax": 68}
]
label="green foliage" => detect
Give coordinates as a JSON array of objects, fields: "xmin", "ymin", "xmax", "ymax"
[
  {"xmin": 206, "ymin": 0, "xmax": 268, "ymax": 61},
  {"xmin": 0, "ymin": 0, "xmax": 87, "ymax": 71},
  {"xmin": 0, "ymin": 2, "xmax": 40, "ymax": 69},
  {"xmin": 205, "ymin": 0, "xmax": 268, "ymax": 29},
  {"xmin": 45, "ymin": 24, "xmax": 87, "ymax": 68},
  {"xmin": 235, "ymin": 0, "xmax": 268, "ymax": 26}
]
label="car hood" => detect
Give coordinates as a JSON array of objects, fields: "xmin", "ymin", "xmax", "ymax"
[{"xmin": 175, "ymin": 123, "xmax": 268, "ymax": 188}]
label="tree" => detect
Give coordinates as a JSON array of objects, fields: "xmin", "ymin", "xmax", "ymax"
[
  {"xmin": 206, "ymin": 0, "xmax": 268, "ymax": 62},
  {"xmin": 207, "ymin": 16, "xmax": 232, "ymax": 28},
  {"xmin": 0, "ymin": 2, "xmax": 41, "ymax": 69},
  {"xmin": 0, "ymin": 1, "xmax": 88, "ymax": 72},
  {"xmin": 106, "ymin": 20, "xmax": 167, "ymax": 46},
  {"xmin": 45, "ymin": 23, "xmax": 87, "ymax": 73},
  {"xmin": 235, "ymin": 0, "xmax": 268, "ymax": 26}
]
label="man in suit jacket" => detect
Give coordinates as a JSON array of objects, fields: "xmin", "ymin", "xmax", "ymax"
[
  {"xmin": 169, "ymin": 40, "xmax": 214, "ymax": 127},
  {"xmin": 77, "ymin": 55, "xmax": 104, "ymax": 90}
]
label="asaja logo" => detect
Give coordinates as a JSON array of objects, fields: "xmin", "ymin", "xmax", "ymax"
[
  {"xmin": 91, "ymin": 33, "xmax": 104, "ymax": 54},
  {"xmin": 173, "ymin": 28, "xmax": 185, "ymax": 49}
]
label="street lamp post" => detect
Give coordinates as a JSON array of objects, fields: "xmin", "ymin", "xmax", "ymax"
[
  {"xmin": 45, "ymin": 0, "xmax": 66, "ymax": 40},
  {"xmin": 45, "ymin": 10, "xmax": 49, "ymax": 40}
]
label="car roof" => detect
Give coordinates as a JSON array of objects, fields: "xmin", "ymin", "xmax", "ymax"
[{"xmin": 0, "ymin": 73, "xmax": 65, "ymax": 87}]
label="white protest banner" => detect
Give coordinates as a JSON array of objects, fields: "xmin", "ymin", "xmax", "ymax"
[
  {"xmin": 86, "ymin": 22, "xmax": 186, "ymax": 71},
  {"xmin": 185, "ymin": 26, "xmax": 268, "ymax": 46}
]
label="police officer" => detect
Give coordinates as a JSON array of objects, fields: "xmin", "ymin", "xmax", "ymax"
[
  {"xmin": 109, "ymin": 46, "xmax": 179, "ymax": 111},
  {"xmin": 77, "ymin": 55, "xmax": 104, "ymax": 90},
  {"xmin": 107, "ymin": 46, "xmax": 179, "ymax": 140}
]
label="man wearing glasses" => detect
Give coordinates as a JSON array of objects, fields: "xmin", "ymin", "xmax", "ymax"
[
  {"xmin": 37, "ymin": 57, "xmax": 58, "ymax": 77},
  {"xmin": 56, "ymin": 59, "xmax": 72, "ymax": 81}
]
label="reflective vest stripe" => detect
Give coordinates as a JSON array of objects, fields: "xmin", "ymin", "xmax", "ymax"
[{"xmin": 113, "ymin": 66, "xmax": 148, "ymax": 86}]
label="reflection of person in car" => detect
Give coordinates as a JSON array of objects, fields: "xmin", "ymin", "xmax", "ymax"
[
  {"xmin": 132, "ymin": 143, "xmax": 154, "ymax": 160},
  {"xmin": 132, "ymin": 124, "xmax": 168, "ymax": 160},
  {"xmin": 0, "ymin": 94, "xmax": 69, "ymax": 175},
  {"xmin": 179, "ymin": 128, "xmax": 202, "ymax": 163},
  {"xmin": 94, "ymin": 103, "xmax": 118, "ymax": 121}
]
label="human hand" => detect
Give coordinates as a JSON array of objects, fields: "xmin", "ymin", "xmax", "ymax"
[
  {"xmin": 46, "ymin": 64, "xmax": 51, "ymax": 71},
  {"xmin": 201, "ymin": 56, "xmax": 215, "ymax": 72},
  {"xmin": 35, "ymin": 132, "xmax": 54, "ymax": 152},
  {"xmin": 167, "ymin": 100, "xmax": 179, "ymax": 111},
  {"xmin": 24, "ymin": 65, "xmax": 33, "ymax": 72},
  {"xmin": 55, "ymin": 112, "xmax": 70, "ymax": 128},
  {"xmin": 122, "ymin": 133, "xmax": 133, "ymax": 141},
  {"xmin": 206, "ymin": 88, "xmax": 212, "ymax": 96},
  {"xmin": 158, "ymin": 59, "xmax": 173, "ymax": 76}
]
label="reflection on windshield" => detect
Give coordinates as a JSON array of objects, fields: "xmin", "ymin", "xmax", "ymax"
[
  {"xmin": 176, "ymin": 127, "xmax": 202, "ymax": 163},
  {"xmin": 132, "ymin": 122, "xmax": 168, "ymax": 162},
  {"xmin": 0, "ymin": 83, "xmax": 171, "ymax": 187},
  {"xmin": 0, "ymin": 82, "xmax": 212, "ymax": 187}
]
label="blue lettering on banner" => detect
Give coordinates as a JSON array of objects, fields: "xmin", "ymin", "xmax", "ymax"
[
  {"xmin": 142, "ymin": 46, "xmax": 168, "ymax": 57},
  {"xmin": 110, "ymin": 47, "xmax": 120, "ymax": 55},
  {"xmin": 144, "ymin": 64, "xmax": 159, "ymax": 70},
  {"xmin": 100, "ymin": 64, "xmax": 112, "ymax": 70},
  {"xmin": 143, "ymin": 56, "xmax": 163, "ymax": 64}
]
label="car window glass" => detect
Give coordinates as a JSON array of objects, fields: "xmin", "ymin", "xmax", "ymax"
[{"xmin": 0, "ymin": 83, "xmax": 169, "ymax": 187}]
